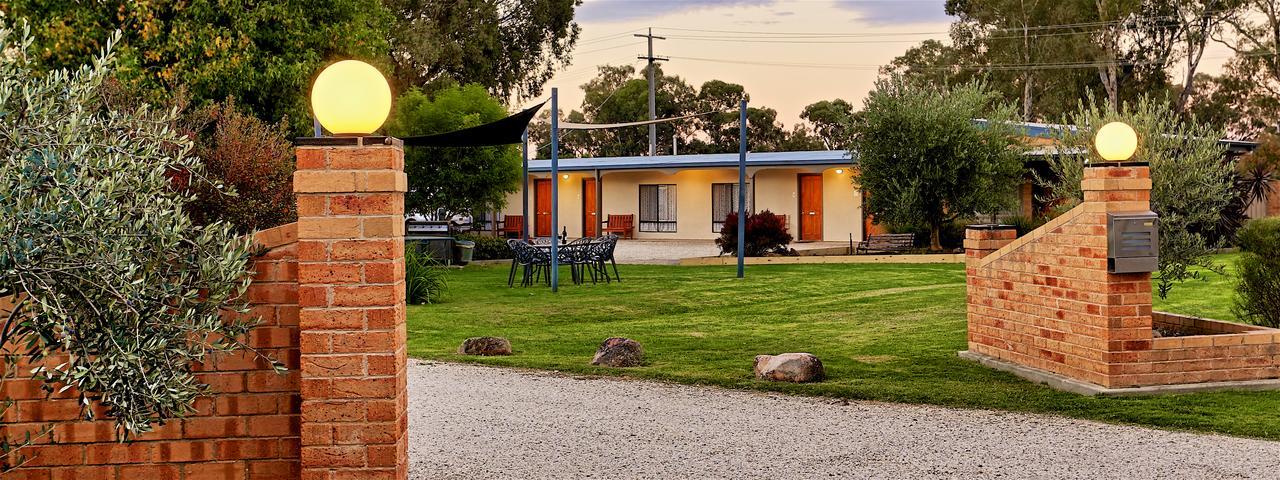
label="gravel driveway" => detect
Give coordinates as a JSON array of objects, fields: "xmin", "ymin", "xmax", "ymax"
[{"xmin": 407, "ymin": 362, "xmax": 1280, "ymax": 479}]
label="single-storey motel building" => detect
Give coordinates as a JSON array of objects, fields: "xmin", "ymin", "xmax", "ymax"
[
  {"xmin": 503, "ymin": 150, "xmax": 865, "ymax": 241},
  {"xmin": 499, "ymin": 123, "xmax": 1268, "ymax": 242}
]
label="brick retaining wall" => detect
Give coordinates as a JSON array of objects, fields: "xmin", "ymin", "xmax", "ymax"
[
  {"xmin": 0, "ymin": 223, "xmax": 302, "ymax": 479},
  {"xmin": 966, "ymin": 165, "xmax": 1280, "ymax": 390}
]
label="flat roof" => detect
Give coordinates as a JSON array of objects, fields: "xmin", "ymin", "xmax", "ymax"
[{"xmin": 526, "ymin": 150, "xmax": 852, "ymax": 173}]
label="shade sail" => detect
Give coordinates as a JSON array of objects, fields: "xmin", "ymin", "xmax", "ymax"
[{"xmin": 401, "ymin": 101, "xmax": 545, "ymax": 147}]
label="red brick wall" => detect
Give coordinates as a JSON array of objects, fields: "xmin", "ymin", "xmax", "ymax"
[
  {"xmin": 1, "ymin": 223, "xmax": 302, "ymax": 479},
  {"xmin": 967, "ymin": 165, "xmax": 1280, "ymax": 389}
]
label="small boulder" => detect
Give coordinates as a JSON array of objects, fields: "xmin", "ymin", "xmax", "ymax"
[
  {"xmin": 591, "ymin": 337, "xmax": 644, "ymax": 367},
  {"xmin": 754, "ymin": 353, "xmax": 824, "ymax": 383},
  {"xmin": 458, "ymin": 337, "xmax": 512, "ymax": 356}
]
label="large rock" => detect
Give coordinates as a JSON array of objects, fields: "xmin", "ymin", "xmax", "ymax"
[
  {"xmin": 591, "ymin": 337, "xmax": 644, "ymax": 367},
  {"xmin": 754, "ymin": 353, "xmax": 824, "ymax": 383},
  {"xmin": 458, "ymin": 337, "xmax": 513, "ymax": 356}
]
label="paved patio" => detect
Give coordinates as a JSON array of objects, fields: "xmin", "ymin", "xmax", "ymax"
[
  {"xmin": 612, "ymin": 240, "xmax": 848, "ymax": 264},
  {"xmin": 408, "ymin": 362, "xmax": 1280, "ymax": 479}
]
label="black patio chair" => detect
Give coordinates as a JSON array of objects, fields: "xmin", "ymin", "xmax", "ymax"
[
  {"xmin": 509, "ymin": 240, "xmax": 551, "ymax": 287},
  {"xmin": 596, "ymin": 234, "xmax": 620, "ymax": 282},
  {"xmin": 562, "ymin": 237, "xmax": 595, "ymax": 285}
]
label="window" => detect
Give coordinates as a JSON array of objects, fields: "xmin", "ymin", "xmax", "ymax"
[
  {"xmin": 711, "ymin": 183, "xmax": 751, "ymax": 232},
  {"xmin": 639, "ymin": 184, "xmax": 677, "ymax": 232}
]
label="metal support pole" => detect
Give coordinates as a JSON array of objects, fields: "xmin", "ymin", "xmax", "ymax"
[
  {"xmin": 521, "ymin": 130, "xmax": 530, "ymax": 240},
  {"xmin": 737, "ymin": 99, "xmax": 748, "ymax": 278},
  {"xmin": 550, "ymin": 88, "xmax": 560, "ymax": 292}
]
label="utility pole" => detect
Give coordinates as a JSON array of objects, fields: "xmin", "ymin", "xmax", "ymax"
[{"xmin": 635, "ymin": 27, "xmax": 667, "ymax": 156}]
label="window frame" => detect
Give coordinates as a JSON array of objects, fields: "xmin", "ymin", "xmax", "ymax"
[
  {"xmin": 638, "ymin": 184, "xmax": 678, "ymax": 233},
  {"xmin": 711, "ymin": 182, "xmax": 752, "ymax": 233}
]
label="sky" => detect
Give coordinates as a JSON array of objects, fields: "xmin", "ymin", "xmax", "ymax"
[{"xmin": 524, "ymin": 0, "xmax": 1235, "ymax": 128}]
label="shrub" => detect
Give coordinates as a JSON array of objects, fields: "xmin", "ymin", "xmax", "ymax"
[
  {"xmin": 405, "ymin": 248, "xmax": 448, "ymax": 304},
  {"xmin": 456, "ymin": 233, "xmax": 512, "ymax": 260},
  {"xmin": 716, "ymin": 210, "xmax": 794, "ymax": 256},
  {"xmin": 1233, "ymin": 218, "xmax": 1280, "ymax": 327},
  {"xmin": 1002, "ymin": 215, "xmax": 1048, "ymax": 237},
  {"xmin": 184, "ymin": 99, "xmax": 298, "ymax": 234},
  {"xmin": 0, "ymin": 27, "xmax": 261, "ymax": 446}
]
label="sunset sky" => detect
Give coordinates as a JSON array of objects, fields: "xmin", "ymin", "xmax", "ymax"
[{"xmin": 526, "ymin": 0, "xmax": 1234, "ymax": 128}]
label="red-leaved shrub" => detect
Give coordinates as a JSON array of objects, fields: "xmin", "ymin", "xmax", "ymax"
[
  {"xmin": 716, "ymin": 210, "xmax": 794, "ymax": 256},
  {"xmin": 185, "ymin": 99, "xmax": 297, "ymax": 234}
]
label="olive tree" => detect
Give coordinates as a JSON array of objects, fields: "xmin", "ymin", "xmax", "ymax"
[
  {"xmin": 848, "ymin": 76, "xmax": 1027, "ymax": 251},
  {"xmin": 1038, "ymin": 96, "xmax": 1236, "ymax": 298},
  {"xmin": 0, "ymin": 25, "xmax": 264, "ymax": 459}
]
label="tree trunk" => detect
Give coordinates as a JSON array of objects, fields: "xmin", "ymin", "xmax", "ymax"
[{"xmin": 929, "ymin": 224, "xmax": 943, "ymax": 252}]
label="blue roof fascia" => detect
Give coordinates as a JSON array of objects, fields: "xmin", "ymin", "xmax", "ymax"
[{"xmin": 526, "ymin": 150, "xmax": 855, "ymax": 173}]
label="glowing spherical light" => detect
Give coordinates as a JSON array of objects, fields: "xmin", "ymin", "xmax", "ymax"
[
  {"xmin": 835, "ymin": 169, "xmax": 844, "ymax": 175},
  {"xmin": 563, "ymin": 174, "xmax": 570, "ymax": 180},
  {"xmin": 1094, "ymin": 122, "xmax": 1139, "ymax": 162},
  {"xmin": 310, "ymin": 60, "xmax": 391, "ymax": 135}
]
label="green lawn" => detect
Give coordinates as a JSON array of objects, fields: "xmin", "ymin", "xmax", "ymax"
[{"xmin": 406, "ymin": 254, "xmax": 1280, "ymax": 440}]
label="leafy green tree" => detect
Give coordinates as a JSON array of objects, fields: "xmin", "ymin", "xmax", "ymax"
[
  {"xmin": 0, "ymin": 26, "xmax": 262, "ymax": 454},
  {"xmin": 385, "ymin": 83, "xmax": 521, "ymax": 218},
  {"xmin": 385, "ymin": 0, "xmax": 581, "ymax": 101},
  {"xmin": 848, "ymin": 76, "xmax": 1027, "ymax": 251},
  {"xmin": 4, "ymin": 0, "xmax": 390, "ymax": 135},
  {"xmin": 1038, "ymin": 95, "xmax": 1236, "ymax": 298},
  {"xmin": 800, "ymin": 99, "xmax": 855, "ymax": 150}
]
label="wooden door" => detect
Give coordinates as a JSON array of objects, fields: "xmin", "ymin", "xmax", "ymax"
[
  {"xmin": 535, "ymin": 179, "xmax": 552, "ymax": 237},
  {"xmin": 583, "ymin": 178, "xmax": 598, "ymax": 237},
  {"xmin": 798, "ymin": 174, "xmax": 823, "ymax": 241}
]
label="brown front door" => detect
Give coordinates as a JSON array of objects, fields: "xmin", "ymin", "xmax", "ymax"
[
  {"xmin": 583, "ymin": 178, "xmax": 598, "ymax": 237},
  {"xmin": 798, "ymin": 174, "xmax": 823, "ymax": 241},
  {"xmin": 535, "ymin": 179, "xmax": 552, "ymax": 237}
]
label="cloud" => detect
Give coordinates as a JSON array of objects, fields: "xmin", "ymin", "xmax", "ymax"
[
  {"xmin": 576, "ymin": 0, "xmax": 775, "ymax": 23},
  {"xmin": 833, "ymin": 0, "xmax": 953, "ymax": 25}
]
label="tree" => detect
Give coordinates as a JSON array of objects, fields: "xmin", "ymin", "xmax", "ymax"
[
  {"xmin": 385, "ymin": 0, "xmax": 580, "ymax": 102},
  {"xmin": 3, "ymin": 0, "xmax": 390, "ymax": 135},
  {"xmin": 0, "ymin": 26, "xmax": 261, "ymax": 452},
  {"xmin": 1038, "ymin": 95, "xmax": 1236, "ymax": 298},
  {"xmin": 385, "ymin": 83, "xmax": 522, "ymax": 218},
  {"xmin": 848, "ymin": 76, "xmax": 1026, "ymax": 251},
  {"xmin": 800, "ymin": 99, "xmax": 855, "ymax": 150}
]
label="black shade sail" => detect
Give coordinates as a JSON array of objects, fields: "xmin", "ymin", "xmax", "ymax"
[{"xmin": 400, "ymin": 101, "xmax": 545, "ymax": 147}]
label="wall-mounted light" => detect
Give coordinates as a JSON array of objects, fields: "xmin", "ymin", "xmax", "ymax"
[
  {"xmin": 1094, "ymin": 121, "xmax": 1138, "ymax": 162},
  {"xmin": 562, "ymin": 174, "xmax": 570, "ymax": 180},
  {"xmin": 310, "ymin": 60, "xmax": 392, "ymax": 135},
  {"xmin": 835, "ymin": 169, "xmax": 845, "ymax": 175}
]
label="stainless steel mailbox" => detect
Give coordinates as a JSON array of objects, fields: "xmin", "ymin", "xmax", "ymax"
[{"xmin": 1107, "ymin": 211, "xmax": 1159, "ymax": 273}]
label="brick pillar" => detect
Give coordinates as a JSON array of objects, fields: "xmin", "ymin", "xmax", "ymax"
[
  {"xmin": 1082, "ymin": 165, "xmax": 1155, "ymax": 368},
  {"xmin": 294, "ymin": 137, "xmax": 408, "ymax": 480}
]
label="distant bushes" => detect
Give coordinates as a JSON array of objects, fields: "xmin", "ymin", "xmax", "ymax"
[
  {"xmin": 1233, "ymin": 218, "xmax": 1280, "ymax": 327},
  {"xmin": 716, "ymin": 210, "xmax": 793, "ymax": 256},
  {"xmin": 456, "ymin": 233, "xmax": 512, "ymax": 260}
]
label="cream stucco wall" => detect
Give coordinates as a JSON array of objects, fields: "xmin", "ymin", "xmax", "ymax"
[{"xmin": 502, "ymin": 165, "xmax": 862, "ymax": 241}]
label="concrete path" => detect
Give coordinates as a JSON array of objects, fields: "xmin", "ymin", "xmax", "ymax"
[
  {"xmin": 612, "ymin": 240, "xmax": 847, "ymax": 264},
  {"xmin": 407, "ymin": 362, "xmax": 1280, "ymax": 479}
]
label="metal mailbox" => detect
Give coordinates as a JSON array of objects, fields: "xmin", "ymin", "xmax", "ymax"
[{"xmin": 1107, "ymin": 211, "xmax": 1159, "ymax": 273}]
